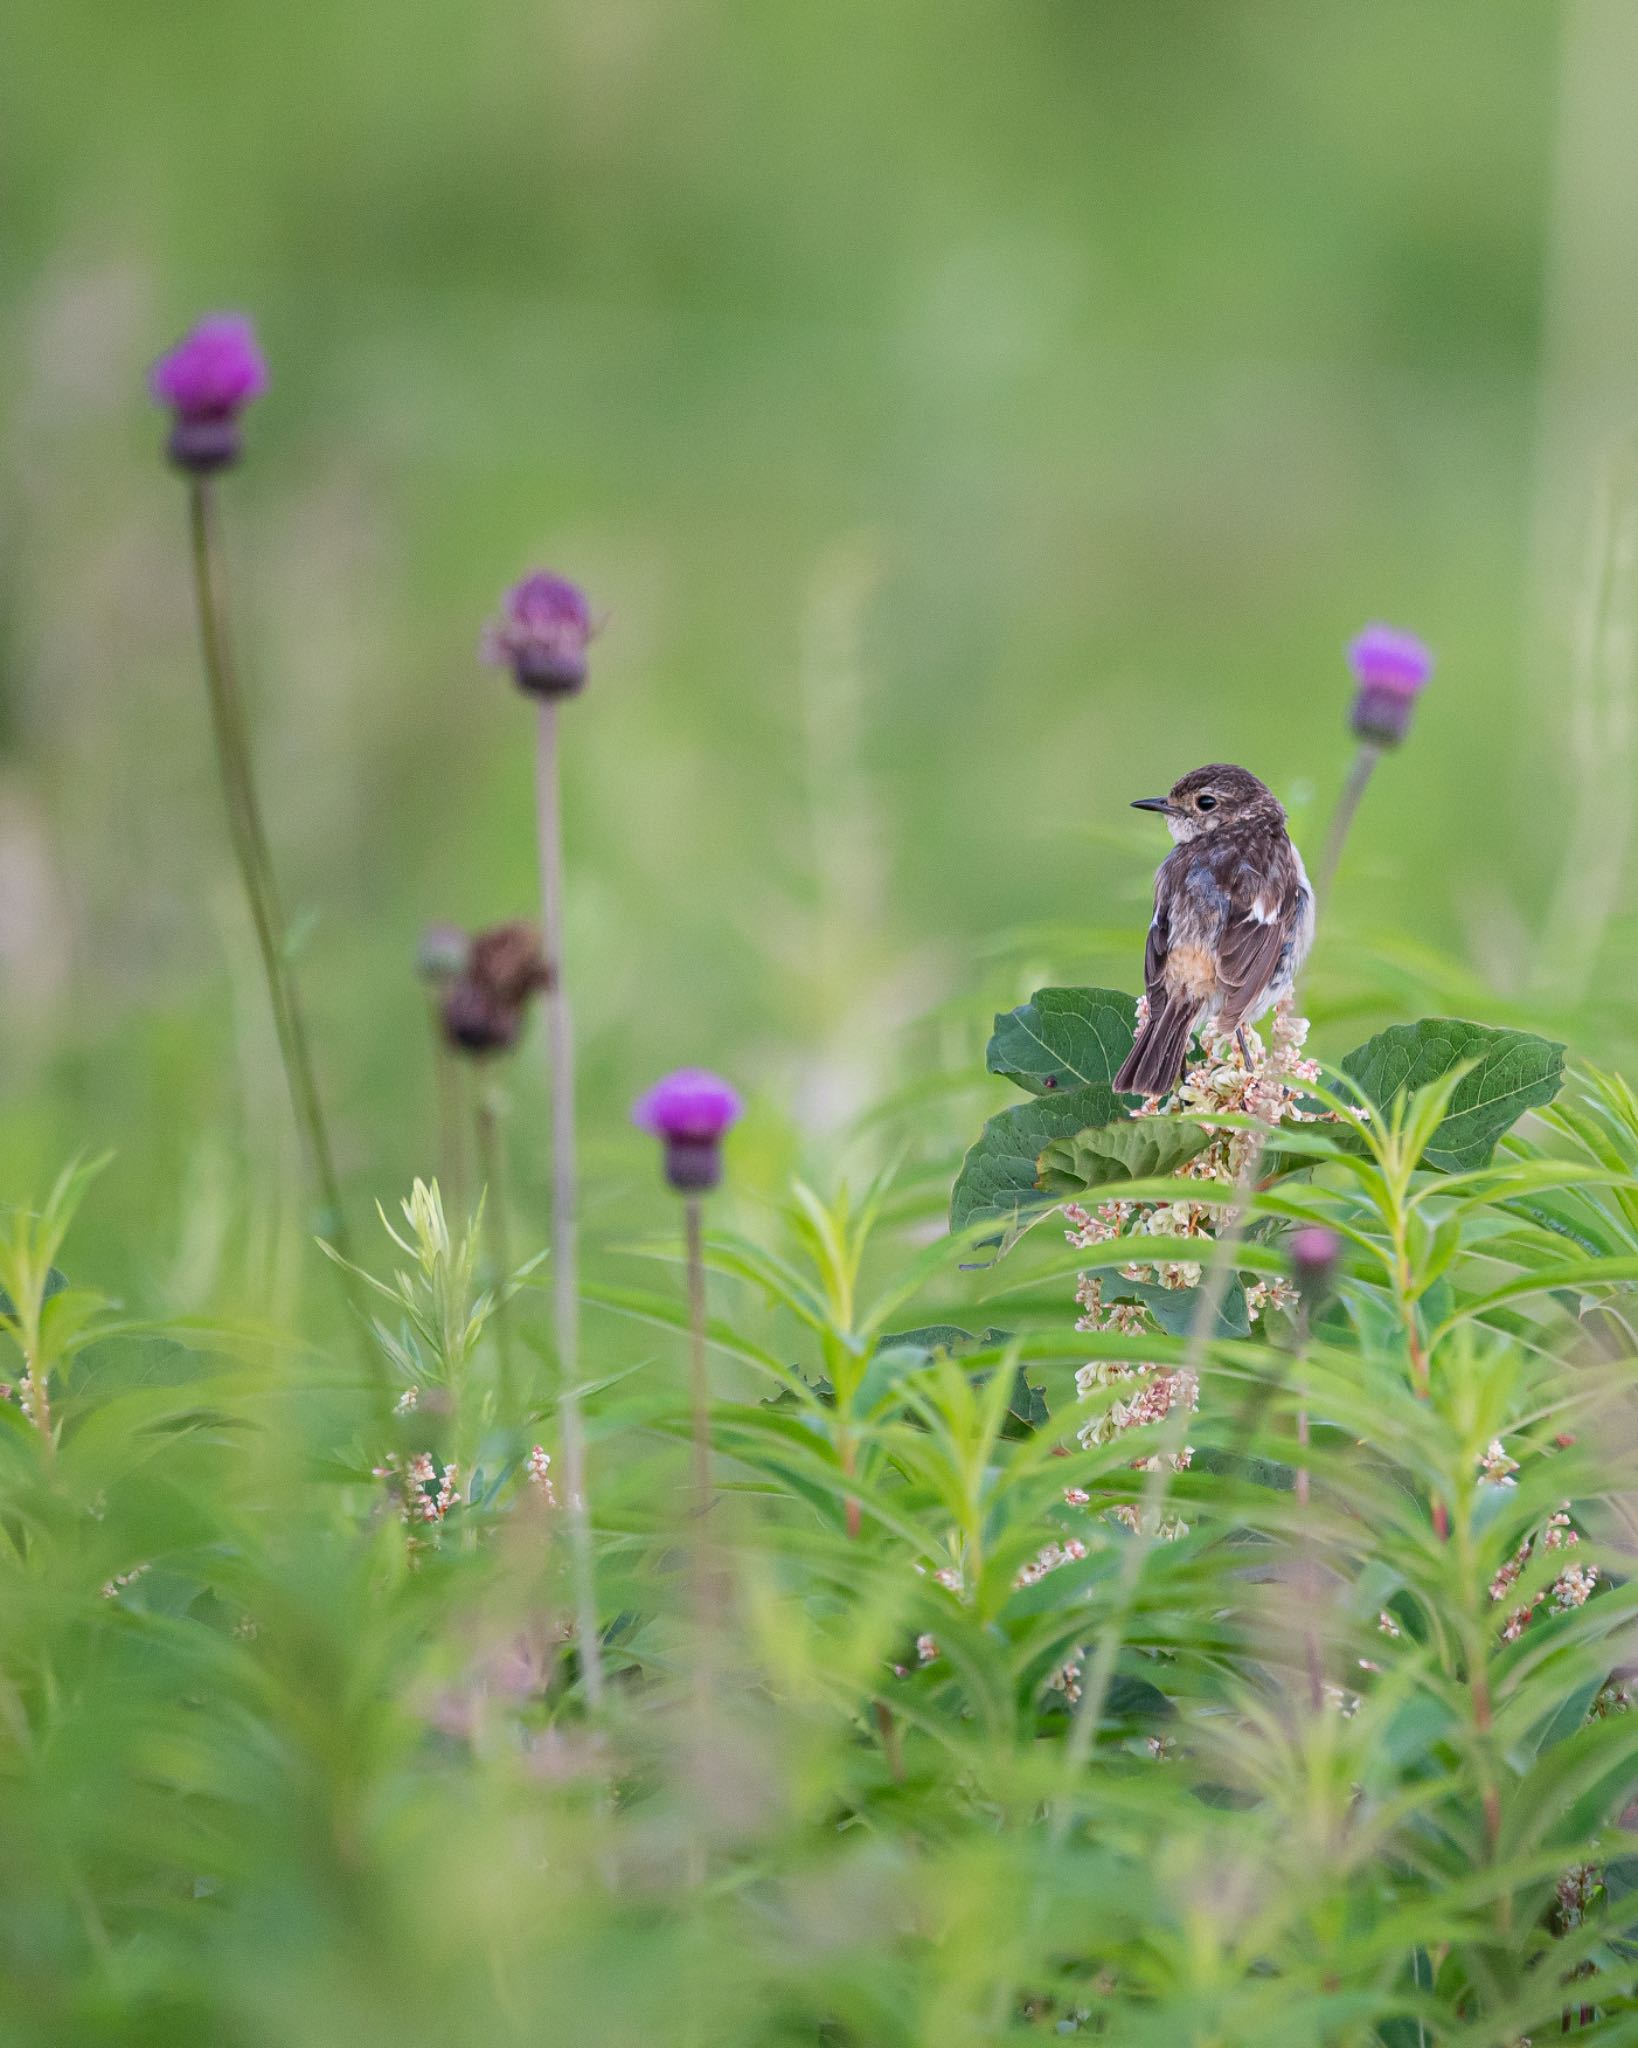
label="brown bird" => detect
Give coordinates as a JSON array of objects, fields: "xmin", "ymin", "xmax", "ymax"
[{"xmin": 1114, "ymin": 764, "xmax": 1314, "ymax": 1099}]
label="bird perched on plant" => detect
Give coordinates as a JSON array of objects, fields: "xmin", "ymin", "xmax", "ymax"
[{"xmin": 1114, "ymin": 764, "xmax": 1313, "ymax": 1099}]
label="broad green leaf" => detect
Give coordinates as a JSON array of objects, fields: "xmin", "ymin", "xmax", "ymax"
[
  {"xmin": 949, "ymin": 1083, "xmax": 1126, "ymax": 1237},
  {"xmin": 1340, "ymin": 1018, "xmax": 1567, "ymax": 1172},
  {"xmin": 1101, "ymin": 1271, "xmax": 1251, "ymax": 1339},
  {"xmin": 1037, "ymin": 1114, "xmax": 1212, "ymax": 1194},
  {"xmin": 986, "ymin": 986, "xmax": 1138, "ymax": 1096}
]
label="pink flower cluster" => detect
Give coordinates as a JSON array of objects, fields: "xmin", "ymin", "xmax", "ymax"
[
  {"xmin": 373, "ymin": 1451, "xmax": 461, "ymax": 1526},
  {"xmin": 1058, "ymin": 1005, "xmax": 1331, "ymax": 1540},
  {"xmin": 1489, "ymin": 1506, "xmax": 1596, "ymax": 1642}
]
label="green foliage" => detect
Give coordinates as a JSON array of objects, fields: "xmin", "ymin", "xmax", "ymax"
[
  {"xmin": 6, "ymin": 1039, "xmax": 1638, "ymax": 2045},
  {"xmin": 948, "ymin": 1082, "xmax": 1129, "ymax": 1235},
  {"xmin": 1340, "ymin": 1016, "xmax": 1567, "ymax": 1171},
  {"xmin": 1037, "ymin": 1110, "xmax": 1213, "ymax": 1191},
  {"xmin": 985, "ymin": 985, "xmax": 1139, "ymax": 1095}
]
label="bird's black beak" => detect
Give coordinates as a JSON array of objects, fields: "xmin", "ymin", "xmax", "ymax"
[{"xmin": 1130, "ymin": 797, "xmax": 1172, "ymax": 814}]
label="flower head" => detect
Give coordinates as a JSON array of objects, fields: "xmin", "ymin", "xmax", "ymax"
[
  {"xmin": 632, "ymin": 1068, "xmax": 742, "ymax": 1193},
  {"xmin": 438, "ymin": 921, "xmax": 549, "ymax": 1056},
  {"xmin": 150, "ymin": 313, "xmax": 268, "ymax": 473},
  {"xmin": 1288, "ymin": 1223, "xmax": 1342, "ymax": 1306},
  {"xmin": 1347, "ymin": 624, "xmax": 1433, "ymax": 747},
  {"xmin": 416, "ymin": 922, "xmax": 470, "ymax": 986},
  {"xmin": 482, "ymin": 571, "xmax": 596, "ymax": 697}
]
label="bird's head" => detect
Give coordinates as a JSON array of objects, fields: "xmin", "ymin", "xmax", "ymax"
[{"xmin": 1131, "ymin": 764, "xmax": 1279, "ymax": 844}]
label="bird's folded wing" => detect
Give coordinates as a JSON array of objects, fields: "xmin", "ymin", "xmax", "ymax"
[{"xmin": 1214, "ymin": 881, "xmax": 1298, "ymax": 1028}]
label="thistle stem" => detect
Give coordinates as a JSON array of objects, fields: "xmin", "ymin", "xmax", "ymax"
[
  {"xmin": 1293, "ymin": 1317, "xmax": 1323, "ymax": 1714},
  {"xmin": 534, "ymin": 698, "xmax": 602, "ymax": 1708},
  {"xmin": 184, "ymin": 479, "xmax": 352, "ymax": 1261},
  {"xmin": 684, "ymin": 1194, "xmax": 712, "ymax": 1511},
  {"xmin": 474, "ymin": 1079, "xmax": 516, "ymax": 1418},
  {"xmin": 1315, "ymin": 739, "xmax": 1383, "ymax": 909},
  {"xmin": 430, "ymin": 1005, "xmax": 466, "ymax": 1219}
]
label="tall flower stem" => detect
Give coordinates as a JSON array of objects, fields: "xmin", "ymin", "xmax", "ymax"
[
  {"xmin": 1292, "ymin": 1308, "xmax": 1324, "ymax": 1714},
  {"xmin": 533, "ymin": 699, "xmax": 603, "ymax": 1708},
  {"xmin": 474, "ymin": 1078, "xmax": 517, "ymax": 1417},
  {"xmin": 684, "ymin": 1194, "xmax": 712, "ymax": 1512},
  {"xmin": 1315, "ymin": 739, "xmax": 1383, "ymax": 909},
  {"xmin": 430, "ymin": 1007, "xmax": 466, "ymax": 1218},
  {"xmin": 185, "ymin": 479, "xmax": 352, "ymax": 1264}
]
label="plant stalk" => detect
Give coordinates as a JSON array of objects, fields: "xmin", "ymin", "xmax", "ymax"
[
  {"xmin": 534, "ymin": 698, "xmax": 602, "ymax": 1708},
  {"xmin": 684, "ymin": 1195, "xmax": 712, "ymax": 1512},
  {"xmin": 1316, "ymin": 739, "xmax": 1383, "ymax": 910},
  {"xmin": 184, "ymin": 479, "xmax": 352, "ymax": 1262},
  {"xmin": 474, "ymin": 1078, "xmax": 516, "ymax": 1417}
]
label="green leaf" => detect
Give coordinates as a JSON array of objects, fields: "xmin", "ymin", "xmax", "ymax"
[
  {"xmin": 0, "ymin": 1266, "xmax": 67, "ymax": 1324},
  {"xmin": 875, "ymin": 1325, "xmax": 1046, "ymax": 1432},
  {"xmin": 1102, "ymin": 1272, "xmax": 1250, "ymax": 1339},
  {"xmin": 878, "ymin": 1324, "xmax": 1011, "ymax": 1355},
  {"xmin": 986, "ymin": 987, "xmax": 1138, "ymax": 1096},
  {"xmin": 949, "ymin": 1083, "xmax": 1126, "ymax": 1238},
  {"xmin": 1037, "ymin": 1115, "xmax": 1212, "ymax": 1194},
  {"xmin": 1339, "ymin": 1018, "xmax": 1567, "ymax": 1172}
]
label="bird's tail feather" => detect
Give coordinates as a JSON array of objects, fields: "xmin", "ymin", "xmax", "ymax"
[{"xmin": 1114, "ymin": 999, "xmax": 1196, "ymax": 1098}]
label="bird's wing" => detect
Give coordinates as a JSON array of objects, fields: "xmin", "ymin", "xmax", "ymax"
[
  {"xmin": 1142, "ymin": 862, "xmax": 1173, "ymax": 1001},
  {"xmin": 1214, "ymin": 855, "xmax": 1301, "ymax": 1030}
]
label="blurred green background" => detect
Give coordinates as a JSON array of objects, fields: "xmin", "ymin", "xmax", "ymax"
[{"xmin": 5, "ymin": 0, "xmax": 1638, "ymax": 1302}]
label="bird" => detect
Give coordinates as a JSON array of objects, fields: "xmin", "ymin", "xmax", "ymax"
[{"xmin": 1113, "ymin": 763, "xmax": 1314, "ymax": 1100}]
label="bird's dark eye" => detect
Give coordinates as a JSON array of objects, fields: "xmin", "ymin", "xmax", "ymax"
[{"xmin": 1196, "ymin": 794, "xmax": 1218, "ymax": 811}]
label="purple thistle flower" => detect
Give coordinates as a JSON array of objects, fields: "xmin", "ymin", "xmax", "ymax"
[
  {"xmin": 482, "ymin": 571, "xmax": 596, "ymax": 698},
  {"xmin": 1288, "ymin": 1223, "xmax": 1342, "ymax": 1305},
  {"xmin": 1346, "ymin": 624, "xmax": 1433, "ymax": 748},
  {"xmin": 633, "ymin": 1069, "xmax": 743, "ymax": 1193},
  {"xmin": 150, "ymin": 314, "xmax": 268, "ymax": 473}
]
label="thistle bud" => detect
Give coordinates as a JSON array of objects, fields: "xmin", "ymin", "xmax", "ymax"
[
  {"xmin": 1288, "ymin": 1224, "xmax": 1342, "ymax": 1307},
  {"xmin": 482, "ymin": 571, "xmax": 595, "ymax": 697},
  {"xmin": 467, "ymin": 922, "xmax": 551, "ymax": 1007},
  {"xmin": 149, "ymin": 313, "xmax": 268, "ymax": 474},
  {"xmin": 416, "ymin": 922, "xmax": 470, "ymax": 986},
  {"xmin": 632, "ymin": 1069, "xmax": 743, "ymax": 1193},
  {"xmin": 1346, "ymin": 624, "xmax": 1432, "ymax": 748},
  {"xmin": 438, "ymin": 921, "xmax": 548, "ymax": 1057}
]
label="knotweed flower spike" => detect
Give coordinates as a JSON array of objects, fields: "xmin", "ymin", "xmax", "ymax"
[
  {"xmin": 632, "ymin": 1068, "xmax": 744, "ymax": 1191},
  {"xmin": 1064, "ymin": 1007, "xmax": 1327, "ymax": 1539},
  {"xmin": 1347, "ymin": 623, "xmax": 1434, "ymax": 749},
  {"xmin": 482, "ymin": 572, "xmax": 597, "ymax": 698},
  {"xmin": 150, "ymin": 313, "xmax": 268, "ymax": 473}
]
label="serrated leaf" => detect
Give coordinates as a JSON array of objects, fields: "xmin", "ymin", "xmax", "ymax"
[
  {"xmin": 986, "ymin": 987, "xmax": 1139, "ymax": 1096},
  {"xmin": 1037, "ymin": 1115, "xmax": 1212, "ymax": 1194},
  {"xmin": 949, "ymin": 1083, "xmax": 1127, "ymax": 1238},
  {"xmin": 1340, "ymin": 1018, "xmax": 1567, "ymax": 1172}
]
